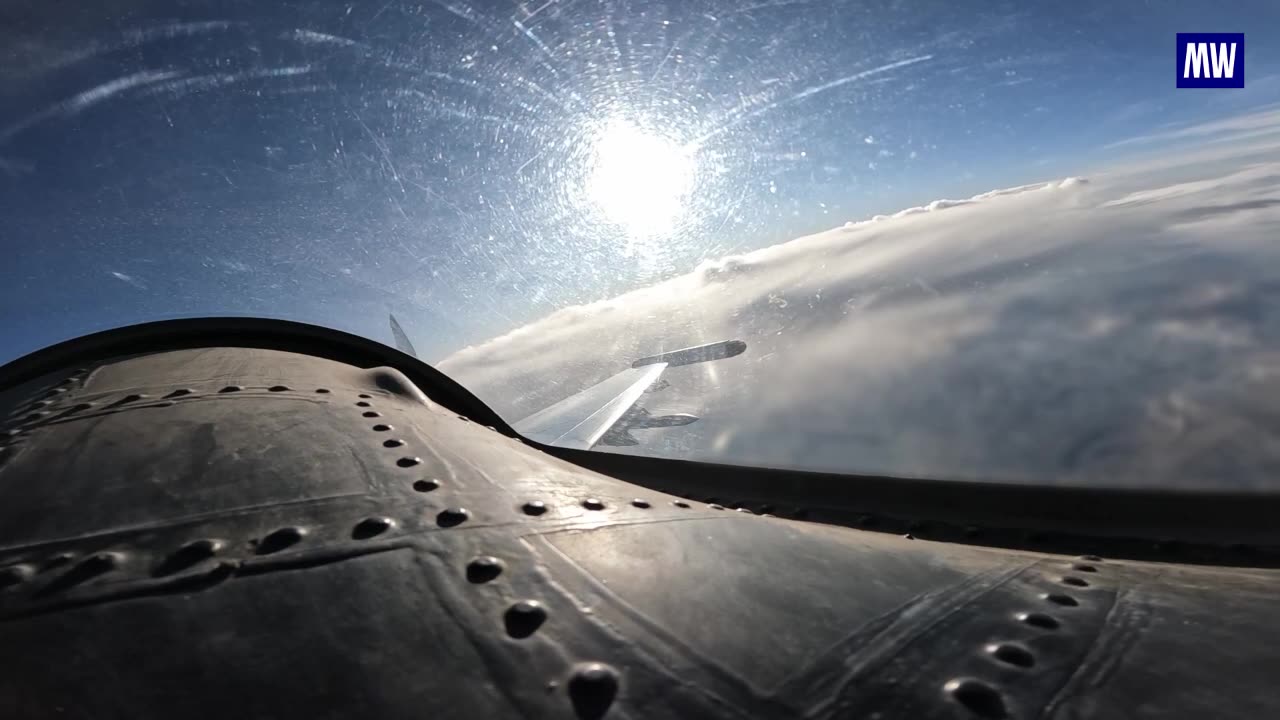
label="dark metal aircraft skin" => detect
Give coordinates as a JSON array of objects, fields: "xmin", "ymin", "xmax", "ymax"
[{"xmin": 0, "ymin": 319, "xmax": 1277, "ymax": 720}]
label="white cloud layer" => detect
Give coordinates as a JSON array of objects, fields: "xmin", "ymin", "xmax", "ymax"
[{"xmin": 441, "ymin": 133, "xmax": 1280, "ymax": 489}]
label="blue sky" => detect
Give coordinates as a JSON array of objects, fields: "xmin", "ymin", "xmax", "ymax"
[{"xmin": 1, "ymin": 0, "xmax": 1277, "ymax": 363}]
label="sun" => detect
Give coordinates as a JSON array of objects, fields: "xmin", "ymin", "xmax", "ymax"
[{"xmin": 585, "ymin": 121, "xmax": 696, "ymax": 237}]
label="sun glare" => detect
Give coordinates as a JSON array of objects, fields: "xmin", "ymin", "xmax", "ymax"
[{"xmin": 586, "ymin": 121, "xmax": 696, "ymax": 236}]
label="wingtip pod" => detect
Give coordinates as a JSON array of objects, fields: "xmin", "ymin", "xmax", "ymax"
[{"xmin": 631, "ymin": 339, "xmax": 746, "ymax": 369}]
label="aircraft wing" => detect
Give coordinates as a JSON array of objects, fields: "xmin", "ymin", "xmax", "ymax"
[
  {"xmin": 513, "ymin": 363, "xmax": 668, "ymax": 449},
  {"xmin": 511, "ymin": 338, "xmax": 748, "ymax": 450}
]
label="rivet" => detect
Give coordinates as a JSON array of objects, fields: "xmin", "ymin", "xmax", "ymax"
[
  {"xmin": 44, "ymin": 552, "xmax": 75, "ymax": 569},
  {"xmin": 39, "ymin": 551, "xmax": 126, "ymax": 592},
  {"xmin": 166, "ymin": 388, "xmax": 194, "ymax": 398},
  {"xmin": 257, "ymin": 526, "xmax": 306, "ymax": 554},
  {"xmin": 944, "ymin": 678, "xmax": 1007, "ymax": 718},
  {"xmin": 1080, "ymin": 554, "xmax": 1103, "ymax": 562},
  {"xmin": 315, "ymin": 388, "xmax": 331, "ymax": 394},
  {"xmin": 413, "ymin": 479, "xmax": 440, "ymax": 492},
  {"xmin": 50, "ymin": 387, "xmax": 67, "ymax": 393},
  {"xmin": 383, "ymin": 438, "xmax": 406, "ymax": 448},
  {"xmin": 631, "ymin": 499, "xmax": 651, "ymax": 508},
  {"xmin": 352, "ymin": 516, "xmax": 394, "ymax": 539},
  {"xmin": 903, "ymin": 533, "xmax": 916, "ymax": 540},
  {"xmin": 356, "ymin": 401, "xmax": 372, "ymax": 408},
  {"xmin": 363, "ymin": 411, "xmax": 382, "ymax": 418},
  {"xmin": 86, "ymin": 552, "xmax": 123, "ymax": 571},
  {"xmin": 70, "ymin": 402, "xmax": 93, "ymax": 412},
  {"xmin": 735, "ymin": 507, "xmax": 755, "ymax": 514},
  {"xmin": 373, "ymin": 424, "xmax": 394, "ymax": 432},
  {"xmin": 24, "ymin": 412, "xmax": 47, "ymax": 421},
  {"xmin": 218, "ymin": 385, "xmax": 243, "ymax": 393},
  {"xmin": 582, "ymin": 498, "xmax": 606, "ymax": 510},
  {"xmin": 155, "ymin": 538, "xmax": 224, "ymax": 576},
  {"xmin": 466, "ymin": 556, "xmax": 504, "ymax": 583},
  {"xmin": 1060, "ymin": 576, "xmax": 1089, "ymax": 587},
  {"xmin": 986, "ymin": 642, "xmax": 1035, "ymax": 668},
  {"xmin": 437, "ymin": 508, "xmax": 470, "ymax": 527},
  {"xmin": 269, "ymin": 385, "xmax": 290, "ymax": 392},
  {"xmin": 1016, "ymin": 612, "xmax": 1060, "ymax": 630},
  {"xmin": 188, "ymin": 538, "xmax": 224, "ymax": 554},
  {"xmin": 397, "ymin": 456, "xmax": 421, "ymax": 468},
  {"xmin": 1043, "ymin": 593, "xmax": 1079, "ymax": 607},
  {"xmin": 0, "ymin": 564, "xmax": 35, "ymax": 589},
  {"xmin": 504, "ymin": 600, "xmax": 548, "ymax": 638},
  {"xmin": 358, "ymin": 394, "xmax": 373, "ymax": 399},
  {"xmin": 708, "ymin": 503, "xmax": 725, "ymax": 510},
  {"xmin": 120, "ymin": 393, "xmax": 146, "ymax": 403},
  {"xmin": 522, "ymin": 500, "xmax": 548, "ymax": 516},
  {"xmin": 1071, "ymin": 563, "xmax": 1098, "ymax": 573},
  {"xmin": 673, "ymin": 500, "xmax": 690, "ymax": 508},
  {"xmin": 568, "ymin": 662, "xmax": 620, "ymax": 720}
]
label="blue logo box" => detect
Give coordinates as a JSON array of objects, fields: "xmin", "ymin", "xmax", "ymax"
[{"xmin": 1177, "ymin": 33, "xmax": 1244, "ymax": 88}]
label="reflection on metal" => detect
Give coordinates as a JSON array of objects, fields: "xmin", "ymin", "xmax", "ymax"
[{"xmin": 513, "ymin": 363, "xmax": 668, "ymax": 449}]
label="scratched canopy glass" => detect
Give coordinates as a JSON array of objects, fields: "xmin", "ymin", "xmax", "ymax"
[{"xmin": 2, "ymin": 2, "xmax": 1279, "ymax": 489}]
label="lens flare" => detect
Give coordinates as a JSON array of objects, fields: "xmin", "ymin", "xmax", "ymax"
[{"xmin": 586, "ymin": 121, "xmax": 696, "ymax": 236}]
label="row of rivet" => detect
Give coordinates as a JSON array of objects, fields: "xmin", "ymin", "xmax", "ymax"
[
  {"xmin": 8, "ymin": 385, "xmax": 346, "ymax": 434},
  {"xmin": 464, "ymin": 544, "xmax": 618, "ymax": 717},
  {"xmin": 0, "ymin": 491, "xmax": 762, "ymax": 595},
  {"xmin": 945, "ymin": 556, "xmax": 1106, "ymax": 718},
  {"xmin": 355, "ymin": 397, "xmax": 469, "ymax": 527},
  {"xmin": 354, "ymin": 394, "xmax": 625, "ymax": 717}
]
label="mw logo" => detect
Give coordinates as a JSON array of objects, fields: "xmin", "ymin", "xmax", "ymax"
[
  {"xmin": 1176, "ymin": 33, "xmax": 1244, "ymax": 88},
  {"xmin": 1183, "ymin": 42, "xmax": 1237, "ymax": 79}
]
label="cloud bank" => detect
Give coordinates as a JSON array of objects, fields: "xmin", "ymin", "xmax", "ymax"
[{"xmin": 441, "ymin": 138, "xmax": 1280, "ymax": 489}]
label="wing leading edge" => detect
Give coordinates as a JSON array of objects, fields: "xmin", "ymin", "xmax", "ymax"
[
  {"xmin": 391, "ymin": 313, "xmax": 746, "ymax": 451},
  {"xmin": 513, "ymin": 339, "xmax": 747, "ymax": 450},
  {"xmin": 514, "ymin": 363, "xmax": 668, "ymax": 449}
]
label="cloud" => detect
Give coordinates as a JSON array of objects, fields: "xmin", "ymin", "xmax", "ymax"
[
  {"xmin": 1103, "ymin": 105, "xmax": 1280, "ymax": 150},
  {"xmin": 441, "ymin": 134, "xmax": 1280, "ymax": 489}
]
